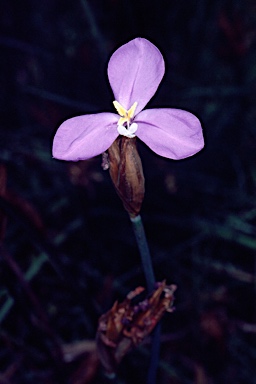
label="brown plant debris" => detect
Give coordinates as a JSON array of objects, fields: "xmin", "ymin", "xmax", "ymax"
[{"xmin": 96, "ymin": 281, "xmax": 177, "ymax": 375}]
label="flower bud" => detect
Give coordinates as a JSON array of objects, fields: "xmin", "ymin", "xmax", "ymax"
[{"xmin": 107, "ymin": 137, "xmax": 145, "ymax": 218}]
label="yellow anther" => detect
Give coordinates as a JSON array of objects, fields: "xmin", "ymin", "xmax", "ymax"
[
  {"xmin": 113, "ymin": 101, "xmax": 127, "ymax": 117},
  {"xmin": 113, "ymin": 101, "xmax": 138, "ymax": 126},
  {"xmin": 127, "ymin": 102, "xmax": 137, "ymax": 119}
]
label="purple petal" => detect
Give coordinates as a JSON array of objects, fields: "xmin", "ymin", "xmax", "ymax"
[
  {"xmin": 135, "ymin": 109, "xmax": 204, "ymax": 159},
  {"xmin": 108, "ymin": 38, "xmax": 165, "ymax": 114},
  {"xmin": 52, "ymin": 113, "xmax": 119, "ymax": 161}
]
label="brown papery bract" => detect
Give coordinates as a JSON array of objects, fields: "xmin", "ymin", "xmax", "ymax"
[{"xmin": 108, "ymin": 137, "xmax": 145, "ymax": 218}]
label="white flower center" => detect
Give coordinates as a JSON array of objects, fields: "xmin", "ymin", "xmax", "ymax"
[
  {"xmin": 113, "ymin": 101, "xmax": 138, "ymax": 138},
  {"xmin": 117, "ymin": 122, "xmax": 138, "ymax": 138}
]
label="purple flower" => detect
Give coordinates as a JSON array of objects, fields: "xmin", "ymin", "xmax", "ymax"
[{"xmin": 52, "ymin": 38, "xmax": 204, "ymax": 161}]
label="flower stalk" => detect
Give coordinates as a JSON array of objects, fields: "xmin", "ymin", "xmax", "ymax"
[
  {"xmin": 107, "ymin": 132, "xmax": 162, "ymax": 383},
  {"xmin": 130, "ymin": 214, "xmax": 160, "ymax": 384},
  {"xmin": 130, "ymin": 215, "xmax": 155, "ymax": 292}
]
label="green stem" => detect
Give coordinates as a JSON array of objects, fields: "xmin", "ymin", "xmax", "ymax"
[
  {"xmin": 130, "ymin": 214, "xmax": 160, "ymax": 384},
  {"xmin": 130, "ymin": 215, "xmax": 155, "ymax": 291}
]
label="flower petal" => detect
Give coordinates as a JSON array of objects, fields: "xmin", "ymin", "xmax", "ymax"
[
  {"xmin": 108, "ymin": 38, "xmax": 165, "ymax": 114},
  {"xmin": 135, "ymin": 109, "xmax": 204, "ymax": 159},
  {"xmin": 53, "ymin": 113, "xmax": 119, "ymax": 161}
]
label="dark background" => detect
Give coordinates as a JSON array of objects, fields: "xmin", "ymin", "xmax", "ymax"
[{"xmin": 0, "ymin": 1, "xmax": 256, "ymax": 383}]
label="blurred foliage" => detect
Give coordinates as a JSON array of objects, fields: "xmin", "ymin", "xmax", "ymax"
[{"xmin": 0, "ymin": 0, "xmax": 256, "ymax": 383}]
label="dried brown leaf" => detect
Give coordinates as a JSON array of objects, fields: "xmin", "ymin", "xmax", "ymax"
[{"xmin": 96, "ymin": 281, "xmax": 176, "ymax": 375}]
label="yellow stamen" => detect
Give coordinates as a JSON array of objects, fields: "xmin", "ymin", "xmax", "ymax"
[
  {"xmin": 127, "ymin": 102, "xmax": 137, "ymax": 119},
  {"xmin": 113, "ymin": 101, "xmax": 138, "ymax": 126},
  {"xmin": 113, "ymin": 101, "xmax": 127, "ymax": 117}
]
